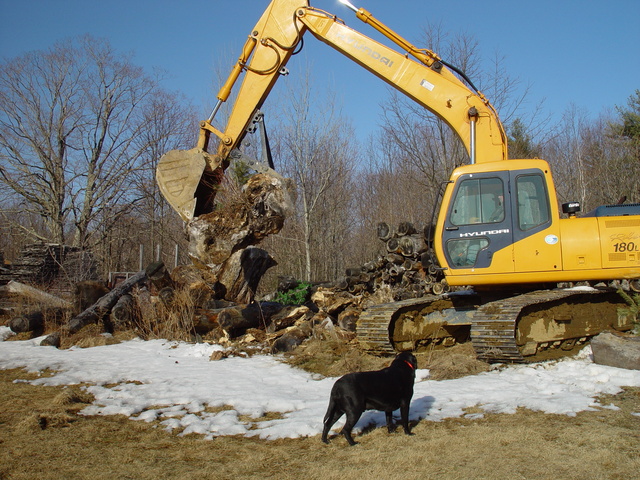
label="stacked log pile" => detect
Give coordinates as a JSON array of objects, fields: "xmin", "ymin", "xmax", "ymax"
[
  {"xmin": 0, "ymin": 244, "xmax": 66, "ymax": 286},
  {"xmin": 332, "ymin": 221, "xmax": 448, "ymax": 301},
  {"xmin": 0, "ymin": 243, "xmax": 98, "ymax": 291}
]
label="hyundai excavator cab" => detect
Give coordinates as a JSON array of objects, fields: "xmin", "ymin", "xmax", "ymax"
[{"xmin": 157, "ymin": 0, "xmax": 640, "ymax": 362}]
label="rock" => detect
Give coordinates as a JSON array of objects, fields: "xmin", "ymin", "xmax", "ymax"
[{"xmin": 591, "ymin": 332, "xmax": 640, "ymax": 370}]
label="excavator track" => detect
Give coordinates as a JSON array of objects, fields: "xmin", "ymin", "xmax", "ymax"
[
  {"xmin": 472, "ymin": 288, "xmax": 630, "ymax": 363},
  {"xmin": 357, "ymin": 287, "xmax": 633, "ymax": 363},
  {"xmin": 357, "ymin": 293, "xmax": 481, "ymax": 354},
  {"xmin": 357, "ymin": 296, "xmax": 440, "ymax": 354}
]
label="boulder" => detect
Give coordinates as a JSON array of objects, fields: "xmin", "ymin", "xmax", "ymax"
[{"xmin": 590, "ymin": 332, "xmax": 640, "ymax": 370}]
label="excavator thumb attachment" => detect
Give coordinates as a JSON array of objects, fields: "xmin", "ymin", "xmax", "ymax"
[{"xmin": 156, "ymin": 148, "xmax": 217, "ymax": 222}]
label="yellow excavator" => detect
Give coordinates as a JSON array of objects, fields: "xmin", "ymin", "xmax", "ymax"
[{"xmin": 156, "ymin": 0, "xmax": 640, "ymax": 362}]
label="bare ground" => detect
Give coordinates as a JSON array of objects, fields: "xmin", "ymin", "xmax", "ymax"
[{"xmin": 1, "ymin": 342, "xmax": 640, "ymax": 480}]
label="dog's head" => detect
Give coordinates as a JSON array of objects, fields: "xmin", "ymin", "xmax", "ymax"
[{"xmin": 394, "ymin": 351, "xmax": 418, "ymax": 371}]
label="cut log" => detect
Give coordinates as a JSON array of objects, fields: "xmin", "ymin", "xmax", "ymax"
[
  {"xmin": 146, "ymin": 261, "xmax": 174, "ymax": 293},
  {"xmin": 9, "ymin": 311, "xmax": 44, "ymax": 333},
  {"xmin": 377, "ymin": 222, "xmax": 393, "ymax": 241},
  {"xmin": 385, "ymin": 253, "xmax": 404, "ymax": 265},
  {"xmin": 266, "ymin": 305, "xmax": 310, "ymax": 333},
  {"xmin": 310, "ymin": 288, "xmax": 355, "ymax": 315},
  {"xmin": 110, "ymin": 294, "xmax": 136, "ymax": 327},
  {"xmin": 65, "ymin": 270, "xmax": 147, "ymax": 335},
  {"xmin": 9, "ymin": 308, "xmax": 66, "ymax": 333},
  {"xmin": 192, "ymin": 308, "xmax": 226, "ymax": 334},
  {"xmin": 217, "ymin": 301, "xmax": 285, "ymax": 337},
  {"xmin": 399, "ymin": 234, "xmax": 426, "ymax": 257},
  {"xmin": 1, "ymin": 281, "xmax": 71, "ymax": 309},
  {"xmin": 397, "ymin": 221, "xmax": 417, "ymax": 236},
  {"xmin": 74, "ymin": 281, "xmax": 110, "ymax": 313},
  {"xmin": 386, "ymin": 237, "xmax": 401, "ymax": 253}
]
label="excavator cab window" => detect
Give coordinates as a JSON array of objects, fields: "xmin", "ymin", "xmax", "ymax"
[
  {"xmin": 516, "ymin": 174, "xmax": 550, "ymax": 231},
  {"xmin": 450, "ymin": 177, "xmax": 505, "ymax": 226},
  {"xmin": 445, "ymin": 176, "xmax": 506, "ymax": 268}
]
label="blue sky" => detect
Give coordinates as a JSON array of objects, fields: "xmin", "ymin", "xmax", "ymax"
[{"xmin": 1, "ymin": 0, "xmax": 638, "ymax": 142}]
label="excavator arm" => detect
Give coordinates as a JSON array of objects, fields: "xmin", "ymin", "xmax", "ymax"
[{"xmin": 157, "ymin": 0, "xmax": 508, "ymax": 221}]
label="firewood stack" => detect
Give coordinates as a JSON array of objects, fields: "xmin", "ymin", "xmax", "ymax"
[
  {"xmin": 332, "ymin": 221, "xmax": 448, "ymax": 301},
  {"xmin": 0, "ymin": 244, "xmax": 66, "ymax": 286},
  {"xmin": 0, "ymin": 244, "xmax": 98, "ymax": 292}
]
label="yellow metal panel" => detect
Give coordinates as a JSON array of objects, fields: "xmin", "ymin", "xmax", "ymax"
[
  {"xmin": 598, "ymin": 217, "xmax": 640, "ymax": 268},
  {"xmin": 298, "ymin": 8, "xmax": 508, "ymax": 163},
  {"xmin": 513, "ymin": 228, "xmax": 562, "ymax": 273},
  {"xmin": 559, "ymin": 217, "xmax": 602, "ymax": 270}
]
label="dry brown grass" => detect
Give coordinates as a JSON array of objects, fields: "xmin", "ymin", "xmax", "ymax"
[
  {"xmin": 1, "ymin": 367, "xmax": 639, "ymax": 480},
  {"xmin": 283, "ymin": 338, "xmax": 490, "ymax": 380},
  {"xmin": 133, "ymin": 288, "xmax": 199, "ymax": 342}
]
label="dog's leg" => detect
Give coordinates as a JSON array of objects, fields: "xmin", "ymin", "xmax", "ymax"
[
  {"xmin": 340, "ymin": 410, "xmax": 362, "ymax": 446},
  {"xmin": 321, "ymin": 402, "xmax": 344, "ymax": 444},
  {"xmin": 399, "ymin": 401, "xmax": 413, "ymax": 435},
  {"xmin": 385, "ymin": 411, "xmax": 395, "ymax": 433}
]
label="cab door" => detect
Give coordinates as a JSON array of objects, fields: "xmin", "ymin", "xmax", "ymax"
[
  {"xmin": 442, "ymin": 171, "xmax": 514, "ymax": 273},
  {"xmin": 510, "ymin": 169, "xmax": 562, "ymax": 273}
]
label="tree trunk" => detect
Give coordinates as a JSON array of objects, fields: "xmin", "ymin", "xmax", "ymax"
[
  {"xmin": 186, "ymin": 173, "xmax": 290, "ymax": 303},
  {"xmin": 1, "ymin": 281, "xmax": 71, "ymax": 309},
  {"xmin": 216, "ymin": 247, "xmax": 277, "ymax": 304},
  {"xmin": 192, "ymin": 308, "xmax": 226, "ymax": 334}
]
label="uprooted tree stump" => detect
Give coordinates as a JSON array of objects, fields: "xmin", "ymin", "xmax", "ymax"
[{"xmin": 186, "ymin": 172, "xmax": 291, "ymax": 303}]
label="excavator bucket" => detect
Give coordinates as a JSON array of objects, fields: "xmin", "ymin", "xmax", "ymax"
[{"xmin": 156, "ymin": 148, "xmax": 213, "ymax": 222}]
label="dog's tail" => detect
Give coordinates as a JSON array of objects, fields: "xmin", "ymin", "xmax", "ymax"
[{"xmin": 323, "ymin": 397, "xmax": 336, "ymax": 423}]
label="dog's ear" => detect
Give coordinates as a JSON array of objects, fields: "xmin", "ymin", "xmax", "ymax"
[{"xmin": 409, "ymin": 353, "xmax": 418, "ymax": 369}]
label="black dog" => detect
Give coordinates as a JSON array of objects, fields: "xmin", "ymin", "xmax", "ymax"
[{"xmin": 321, "ymin": 351, "xmax": 417, "ymax": 446}]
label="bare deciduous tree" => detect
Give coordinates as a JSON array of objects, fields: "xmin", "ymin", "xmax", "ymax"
[
  {"xmin": 275, "ymin": 71, "xmax": 358, "ymax": 282},
  {"xmin": 0, "ymin": 36, "xmax": 192, "ymax": 254}
]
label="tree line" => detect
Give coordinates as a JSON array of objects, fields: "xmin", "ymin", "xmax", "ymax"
[{"xmin": 1, "ymin": 34, "xmax": 638, "ymax": 290}]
